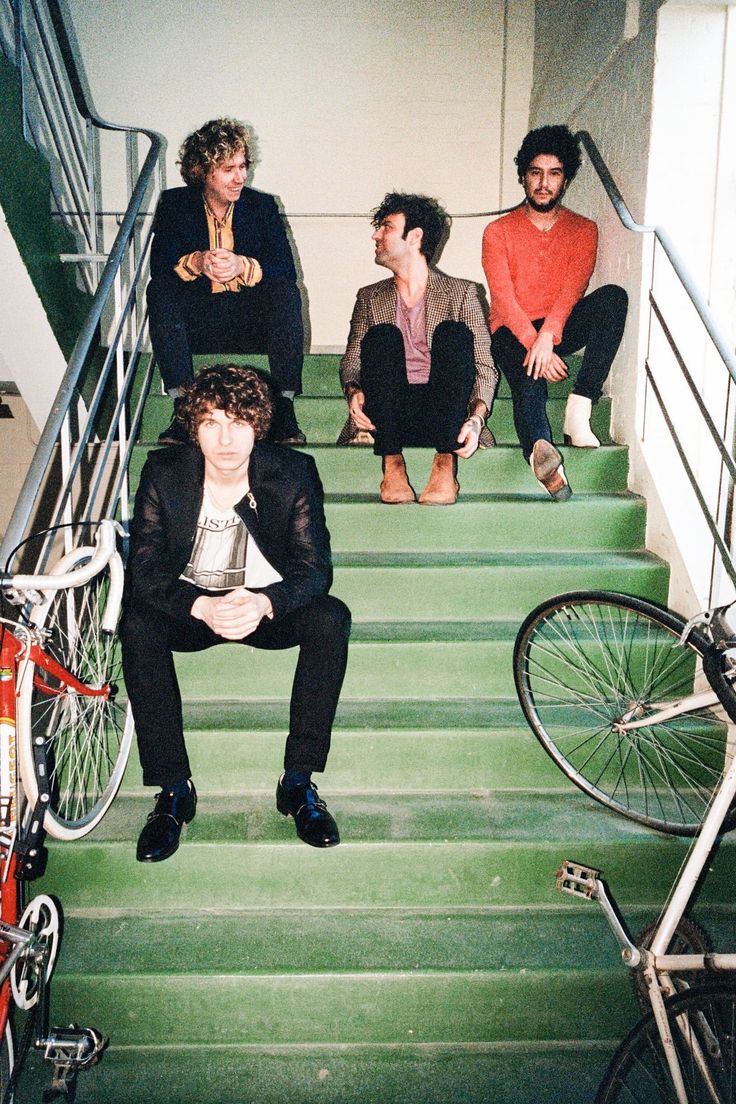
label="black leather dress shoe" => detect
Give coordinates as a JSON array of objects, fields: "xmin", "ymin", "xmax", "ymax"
[
  {"xmin": 136, "ymin": 782, "xmax": 197, "ymax": 863},
  {"xmin": 276, "ymin": 777, "xmax": 340, "ymax": 848}
]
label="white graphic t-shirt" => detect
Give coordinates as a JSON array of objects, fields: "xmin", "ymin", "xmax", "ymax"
[{"xmin": 180, "ymin": 487, "xmax": 283, "ymax": 592}]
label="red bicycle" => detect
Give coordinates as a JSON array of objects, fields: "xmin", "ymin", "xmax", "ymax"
[{"xmin": 0, "ymin": 519, "xmax": 132, "ymax": 1100}]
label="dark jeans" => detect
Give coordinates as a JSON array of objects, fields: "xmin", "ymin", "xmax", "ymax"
[
  {"xmin": 147, "ymin": 273, "xmax": 304, "ymax": 394},
  {"xmin": 491, "ymin": 284, "xmax": 628, "ymax": 461},
  {"xmin": 121, "ymin": 595, "xmax": 351, "ymax": 787},
  {"xmin": 361, "ymin": 321, "xmax": 475, "ymax": 456}
]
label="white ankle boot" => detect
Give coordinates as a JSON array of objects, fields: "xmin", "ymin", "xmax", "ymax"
[{"xmin": 563, "ymin": 393, "xmax": 600, "ymax": 448}]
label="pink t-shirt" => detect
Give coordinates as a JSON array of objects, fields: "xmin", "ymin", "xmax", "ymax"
[{"xmin": 396, "ymin": 294, "xmax": 430, "ymax": 384}]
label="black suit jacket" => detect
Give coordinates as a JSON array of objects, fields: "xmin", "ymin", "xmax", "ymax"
[
  {"xmin": 149, "ymin": 185, "xmax": 297, "ymax": 286},
  {"xmin": 125, "ymin": 443, "xmax": 332, "ymax": 623}
]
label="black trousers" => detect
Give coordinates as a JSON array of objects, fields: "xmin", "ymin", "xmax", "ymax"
[
  {"xmin": 147, "ymin": 273, "xmax": 304, "ymax": 394},
  {"xmin": 360, "ymin": 321, "xmax": 475, "ymax": 456},
  {"xmin": 491, "ymin": 284, "xmax": 628, "ymax": 461},
  {"xmin": 121, "ymin": 595, "xmax": 351, "ymax": 787}
]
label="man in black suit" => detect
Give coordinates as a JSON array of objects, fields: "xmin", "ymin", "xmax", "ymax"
[
  {"xmin": 147, "ymin": 117, "xmax": 305, "ymax": 444},
  {"xmin": 121, "ymin": 364, "xmax": 350, "ymax": 863}
]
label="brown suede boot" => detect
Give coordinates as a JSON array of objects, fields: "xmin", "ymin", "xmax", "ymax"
[
  {"xmin": 418, "ymin": 452, "xmax": 459, "ymax": 505},
  {"xmin": 379, "ymin": 454, "xmax": 416, "ymax": 504}
]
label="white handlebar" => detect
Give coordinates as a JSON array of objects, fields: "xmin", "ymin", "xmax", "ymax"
[{"xmin": 2, "ymin": 520, "xmax": 120, "ymax": 595}]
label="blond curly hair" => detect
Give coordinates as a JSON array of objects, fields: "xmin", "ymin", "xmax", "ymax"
[{"xmin": 178, "ymin": 118, "xmax": 253, "ymax": 187}]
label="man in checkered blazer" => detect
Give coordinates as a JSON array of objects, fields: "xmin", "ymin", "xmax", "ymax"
[{"xmin": 338, "ymin": 193, "xmax": 498, "ymax": 505}]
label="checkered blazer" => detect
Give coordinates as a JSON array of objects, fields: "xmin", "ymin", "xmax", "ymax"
[{"xmin": 337, "ymin": 269, "xmax": 498, "ymax": 445}]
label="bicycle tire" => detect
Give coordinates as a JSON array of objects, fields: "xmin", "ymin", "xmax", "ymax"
[
  {"xmin": 16, "ymin": 547, "xmax": 134, "ymax": 840},
  {"xmin": 596, "ymin": 982, "xmax": 736, "ymax": 1103},
  {"xmin": 703, "ymin": 643, "xmax": 736, "ymax": 726},
  {"xmin": 0, "ymin": 1021, "xmax": 14, "ymax": 1104},
  {"xmin": 514, "ymin": 591, "xmax": 736, "ymax": 836}
]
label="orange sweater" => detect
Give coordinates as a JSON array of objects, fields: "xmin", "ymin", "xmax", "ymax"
[{"xmin": 482, "ymin": 205, "xmax": 597, "ymax": 350}]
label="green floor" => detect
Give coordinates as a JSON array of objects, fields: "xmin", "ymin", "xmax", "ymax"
[{"xmin": 27, "ymin": 355, "xmax": 736, "ymax": 1103}]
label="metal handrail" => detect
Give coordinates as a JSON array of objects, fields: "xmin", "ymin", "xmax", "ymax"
[
  {"xmin": 577, "ymin": 131, "xmax": 736, "ymax": 387},
  {"xmin": 576, "ymin": 129, "xmax": 736, "ymax": 594},
  {"xmin": 0, "ymin": 0, "xmax": 166, "ymax": 568}
]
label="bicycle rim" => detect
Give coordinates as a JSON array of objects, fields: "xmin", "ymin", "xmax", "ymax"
[
  {"xmin": 16, "ymin": 549, "xmax": 133, "ymax": 839},
  {"xmin": 514, "ymin": 591, "xmax": 735, "ymax": 836},
  {"xmin": 597, "ymin": 983, "xmax": 736, "ymax": 1103}
]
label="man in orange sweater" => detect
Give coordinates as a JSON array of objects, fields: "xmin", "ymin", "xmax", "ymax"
[{"xmin": 482, "ymin": 125, "xmax": 627, "ymax": 499}]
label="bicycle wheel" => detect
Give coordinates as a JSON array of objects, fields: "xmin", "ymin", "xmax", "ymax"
[
  {"xmin": 514, "ymin": 591, "xmax": 736, "ymax": 835},
  {"xmin": 16, "ymin": 547, "xmax": 134, "ymax": 840},
  {"xmin": 597, "ymin": 983, "xmax": 736, "ymax": 1103}
]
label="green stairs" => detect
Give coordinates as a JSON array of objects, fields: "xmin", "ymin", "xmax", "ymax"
[{"xmin": 30, "ymin": 355, "xmax": 736, "ymax": 1103}]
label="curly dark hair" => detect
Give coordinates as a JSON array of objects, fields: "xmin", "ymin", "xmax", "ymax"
[
  {"xmin": 178, "ymin": 118, "xmax": 253, "ymax": 187},
  {"xmin": 371, "ymin": 192, "xmax": 450, "ymax": 263},
  {"xmin": 178, "ymin": 364, "xmax": 273, "ymax": 442},
  {"xmin": 514, "ymin": 125, "xmax": 582, "ymax": 183}
]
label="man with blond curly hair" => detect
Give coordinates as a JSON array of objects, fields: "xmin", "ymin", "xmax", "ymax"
[{"xmin": 147, "ymin": 118, "xmax": 305, "ymax": 445}]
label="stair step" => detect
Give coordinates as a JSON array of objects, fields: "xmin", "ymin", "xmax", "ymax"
[
  {"xmin": 172, "ymin": 637, "xmax": 512, "ymax": 700},
  {"xmin": 122, "ymin": 728, "xmax": 567, "ymax": 792},
  {"xmin": 46, "ymin": 968, "xmax": 638, "ymax": 1047},
  {"xmin": 20, "ymin": 1041, "xmax": 616, "ymax": 1104},
  {"xmin": 139, "ymin": 394, "xmax": 613, "ymax": 446},
  {"xmin": 40, "ymin": 830, "xmax": 736, "ymax": 911},
  {"xmin": 330, "ymin": 554, "xmax": 668, "ymax": 620},
  {"xmin": 54, "ymin": 907, "xmax": 736, "ymax": 976},
  {"xmin": 170, "ymin": 351, "xmax": 588, "ymax": 400},
  {"xmin": 128, "ymin": 443, "xmax": 630, "ymax": 495},
  {"xmin": 178, "ymin": 697, "xmax": 525, "ymax": 729},
  {"xmin": 73, "ymin": 791, "xmax": 730, "ymax": 845},
  {"xmin": 323, "ymin": 496, "xmax": 645, "ymax": 552}
]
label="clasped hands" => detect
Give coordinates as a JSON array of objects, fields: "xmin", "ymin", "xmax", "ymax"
[
  {"xmin": 523, "ymin": 330, "xmax": 568, "ymax": 381},
  {"xmin": 196, "ymin": 248, "xmax": 244, "ymax": 284},
  {"xmin": 191, "ymin": 588, "xmax": 273, "ymax": 640},
  {"xmin": 347, "ymin": 389, "xmax": 481, "ymax": 459}
]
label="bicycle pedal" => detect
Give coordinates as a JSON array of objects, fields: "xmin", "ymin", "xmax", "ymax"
[
  {"xmin": 555, "ymin": 859, "xmax": 602, "ymax": 900},
  {"xmin": 44, "ymin": 1024, "xmax": 107, "ymax": 1070}
]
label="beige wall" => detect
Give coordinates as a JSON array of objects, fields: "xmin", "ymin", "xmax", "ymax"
[
  {"xmin": 0, "ymin": 392, "xmax": 40, "ymax": 543},
  {"xmin": 65, "ymin": 0, "xmax": 533, "ymax": 348}
]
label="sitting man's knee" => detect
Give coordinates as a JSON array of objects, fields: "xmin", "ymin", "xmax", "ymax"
[
  {"xmin": 600, "ymin": 283, "xmax": 629, "ymax": 313},
  {"xmin": 432, "ymin": 319, "xmax": 474, "ymax": 355},
  {"xmin": 361, "ymin": 323, "xmax": 403, "ymax": 358},
  {"xmin": 307, "ymin": 595, "xmax": 352, "ymax": 639}
]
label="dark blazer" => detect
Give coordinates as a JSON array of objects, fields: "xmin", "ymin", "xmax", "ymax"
[
  {"xmin": 125, "ymin": 443, "xmax": 332, "ymax": 624},
  {"xmin": 149, "ymin": 185, "xmax": 298, "ymax": 286}
]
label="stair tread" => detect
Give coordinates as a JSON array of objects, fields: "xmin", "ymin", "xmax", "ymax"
[
  {"xmin": 70, "ymin": 790, "xmax": 702, "ymax": 844},
  {"xmin": 18, "ymin": 1041, "xmax": 617, "ymax": 1104},
  {"xmin": 47, "ymin": 968, "xmax": 638, "ymax": 1046},
  {"xmin": 41, "ymin": 834, "xmax": 736, "ymax": 912},
  {"xmin": 54, "ymin": 907, "xmax": 735, "ymax": 975}
]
